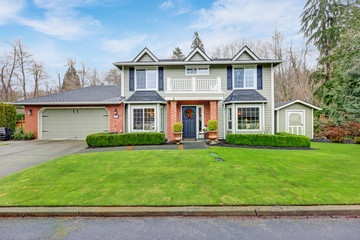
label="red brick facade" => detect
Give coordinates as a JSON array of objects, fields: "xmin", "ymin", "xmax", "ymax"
[
  {"xmin": 167, "ymin": 100, "xmax": 218, "ymax": 141},
  {"xmin": 24, "ymin": 103, "xmax": 124, "ymax": 139}
]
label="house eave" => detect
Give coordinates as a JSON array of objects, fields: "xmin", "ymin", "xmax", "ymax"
[
  {"xmin": 14, "ymin": 101, "xmax": 124, "ymax": 106},
  {"xmin": 224, "ymin": 100, "xmax": 269, "ymax": 104},
  {"xmin": 113, "ymin": 60, "xmax": 283, "ymax": 66},
  {"xmin": 274, "ymin": 100, "xmax": 322, "ymax": 111}
]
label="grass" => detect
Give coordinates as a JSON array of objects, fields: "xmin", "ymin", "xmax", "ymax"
[
  {"xmin": 0, "ymin": 142, "xmax": 359, "ymax": 206},
  {"xmin": 0, "ymin": 143, "xmax": 9, "ymax": 146}
]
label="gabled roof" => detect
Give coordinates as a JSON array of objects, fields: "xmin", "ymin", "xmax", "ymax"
[
  {"xmin": 133, "ymin": 47, "xmax": 159, "ymax": 62},
  {"xmin": 126, "ymin": 91, "xmax": 166, "ymax": 103},
  {"xmin": 275, "ymin": 99, "xmax": 322, "ymax": 110},
  {"xmin": 223, "ymin": 90, "xmax": 268, "ymax": 103},
  {"xmin": 15, "ymin": 86, "xmax": 124, "ymax": 105},
  {"xmin": 184, "ymin": 47, "xmax": 211, "ymax": 62},
  {"xmin": 232, "ymin": 46, "xmax": 260, "ymax": 61}
]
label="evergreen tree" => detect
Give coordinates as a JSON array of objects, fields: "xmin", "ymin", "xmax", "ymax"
[
  {"xmin": 191, "ymin": 31, "xmax": 205, "ymax": 52},
  {"xmin": 62, "ymin": 59, "xmax": 81, "ymax": 91},
  {"xmin": 172, "ymin": 47, "xmax": 184, "ymax": 59}
]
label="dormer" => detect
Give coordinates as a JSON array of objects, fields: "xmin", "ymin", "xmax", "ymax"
[
  {"xmin": 232, "ymin": 46, "xmax": 259, "ymax": 61},
  {"xmin": 133, "ymin": 47, "xmax": 159, "ymax": 62},
  {"xmin": 184, "ymin": 47, "xmax": 211, "ymax": 62}
]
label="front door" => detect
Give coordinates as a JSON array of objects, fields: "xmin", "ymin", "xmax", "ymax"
[
  {"xmin": 182, "ymin": 106, "xmax": 196, "ymax": 139},
  {"xmin": 287, "ymin": 111, "xmax": 304, "ymax": 135}
]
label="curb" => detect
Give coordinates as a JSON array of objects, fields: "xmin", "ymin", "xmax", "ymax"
[{"xmin": 0, "ymin": 205, "xmax": 360, "ymax": 217}]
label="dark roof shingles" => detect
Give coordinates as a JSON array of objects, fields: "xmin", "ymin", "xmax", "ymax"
[
  {"xmin": 16, "ymin": 86, "xmax": 123, "ymax": 104},
  {"xmin": 126, "ymin": 91, "xmax": 166, "ymax": 102},
  {"xmin": 274, "ymin": 100, "xmax": 296, "ymax": 109},
  {"xmin": 224, "ymin": 90, "xmax": 268, "ymax": 103}
]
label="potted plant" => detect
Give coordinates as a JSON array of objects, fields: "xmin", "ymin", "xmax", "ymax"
[
  {"xmin": 173, "ymin": 122, "xmax": 183, "ymax": 144},
  {"xmin": 207, "ymin": 120, "xmax": 218, "ymax": 144}
]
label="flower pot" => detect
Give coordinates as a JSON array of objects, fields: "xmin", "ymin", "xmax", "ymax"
[
  {"xmin": 173, "ymin": 132, "xmax": 182, "ymax": 144},
  {"xmin": 208, "ymin": 130, "xmax": 218, "ymax": 145}
]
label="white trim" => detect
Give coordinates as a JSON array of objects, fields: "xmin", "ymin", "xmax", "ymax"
[
  {"xmin": 121, "ymin": 65, "xmax": 125, "ymax": 97},
  {"xmin": 223, "ymin": 102, "xmax": 226, "ymax": 139},
  {"xmin": 130, "ymin": 105, "xmax": 157, "ymax": 132},
  {"xmin": 38, "ymin": 106, "xmax": 110, "ymax": 140},
  {"xmin": 224, "ymin": 100, "xmax": 268, "ymax": 104},
  {"xmin": 275, "ymin": 99, "xmax": 322, "ymax": 111},
  {"xmin": 184, "ymin": 47, "xmax": 211, "ymax": 62},
  {"xmin": 185, "ymin": 65, "xmax": 210, "ymax": 76},
  {"xmin": 17, "ymin": 101, "xmax": 123, "ymax": 106},
  {"xmin": 165, "ymin": 96, "xmax": 224, "ymax": 101},
  {"xmin": 231, "ymin": 103, "xmax": 236, "ymax": 134},
  {"xmin": 114, "ymin": 60, "xmax": 283, "ymax": 66},
  {"xmin": 235, "ymin": 104, "xmax": 263, "ymax": 132},
  {"xmin": 133, "ymin": 48, "xmax": 159, "ymax": 62},
  {"xmin": 125, "ymin": 101, "xmax": 166, "ymax": 104},
  {"xmin": 285, "ymin": 109, "xmax": 305, "ymax": 135},
  {"xmin": 232, "ymin": 66, "xmax": 257, "ymax": 90},
  {"xmin": 276, "ymin": 110, "xmax": 280, "ymax": 133},
  {"xmin": 134, "ymin": 67, "xmax": 158, "ymax": 91},
  {"xmin": 271, "ymin": 63, "xmax": 275, "ymax": 135},
  {"xmin": 232, "ymin": 46, "xmax": 260, "ymax": 61},
  {"xmin": 311, "ymin": 108, "xmax": 314, "ymax": 138},
  {"xmin": 226, "ymin": 105, "xmax": 233, "ymax": 131}
]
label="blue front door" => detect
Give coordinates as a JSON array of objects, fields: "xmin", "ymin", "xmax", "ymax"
[{"xmin": 182, "ymin": 106, "xmax": 196, "ymax": 139}]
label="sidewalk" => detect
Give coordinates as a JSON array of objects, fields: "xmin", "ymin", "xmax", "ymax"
[
  {"xmin": 77, "ymin": 141, "xmax": 209, "ymax": 153},
  {"xmin": 0, "ymin": 205, "xmax": 359, "ymax": 217}
]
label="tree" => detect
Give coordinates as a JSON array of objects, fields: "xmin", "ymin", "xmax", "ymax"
[
  {"xmin": 13, "ymin": 39, "xmax": 32, "ymax": 99},
  {"xmin": 89, "ymin": 67, "xmax": 101, "ymax": 86},
  {"xmin": 30, "ymin": 60, "xmax": 48, "ymax": 97},
  {"xmin": 78, "ymin": 62, "xmax": 89, "ymax": 88},
  {"xmin": 62, "ymin": 59, "xmax": 81, "ymax": 91},
  {"xmin": 104, "ymin": 68, "xmax": 121, "ymax": 85},
  {"xmin": 172, "ymin": 47, "xmax": 184, "ymax": 59},
  {"xmin": 191, "ymin": 31, "xmax": 205, "ymax": 52},
  {"xmin": 0, "ymin": 46, "xmax": 18, "ymax": 102}
]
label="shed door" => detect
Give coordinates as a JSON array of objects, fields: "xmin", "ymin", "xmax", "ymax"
[
  {"xmin": 41, "ymin": 108, "xmax": 109, "ymax": 139},
  {"xmin": 286, "ymin": 111, "xmax": 304, "ymax": 135}
]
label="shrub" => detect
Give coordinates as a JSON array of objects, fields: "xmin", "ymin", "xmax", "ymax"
[
  {"xmin": 173, "ymin": 122, "xmax": 183, "ymax": 133},
  {"xmin": 0, "ymin": 103, "xmax": 17, "ymax": 133},
  {"xmin": 226, "ymin": 134, "xmax": 311, "ymax": 148},
  {"xmin": 315, "ymin": 118, "xmax": 360, "ymax": 140},
  {"xmin": 207, "ymin": 120, "xmax": 218, "ymax": 131},
  {"xmin": 13, "ymin": 127, "xmax": 35, "ymax": 140},
  {"xmin": 16, "ymin": 113, "xmax": 25, "ymax": 121},
  {"xmin": 86, "ymin": 132, "xmax": 165, "ymax": 147},
  {"xmin": 331, "ymin": 136, "xmax": 344, "ymax": 143},
  {"xmin": 354, "ymin": 137, "xmax": 360, "ymax": 144}
]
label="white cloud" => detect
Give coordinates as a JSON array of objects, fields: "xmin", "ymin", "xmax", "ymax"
[
  {"xmin": 158, "ymin": 0, "xmax": 191, "ymax": 16},
  {"xmin": 101, "ymin": 34, "xmax": 148, "ymax": 56},
  {"xmin": 191, "ymin": 0, "xmax": 304, "ymax": 49},
  {"xmin": 0, "ymin": 0, "xmax": 24, "ymax": 25}
]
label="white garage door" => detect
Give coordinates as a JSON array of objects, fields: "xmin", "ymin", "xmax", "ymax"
[{"xmin": 41, "ymin": 108, "xmax": 109, "ymax": 139}]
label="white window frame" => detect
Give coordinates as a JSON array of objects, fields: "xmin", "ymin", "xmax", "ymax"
[
  {"xmin": 134, "ymin": 67, "xmax": 158, "ymax": 91},
  {"xmin": 185, "ymin": 65, "xmax": 210, "ymax": 76},
  {"xmin": 236, "ymin": 104, "xmax": 262, "ymax": 131},
  {"xmin": 226, "ymin": 106, "xmax": 232, "ymax": 131},
  {"xmin": 131, "ymin": 106, "xmax": 156, "ymax": 132},
  {"xmin": 285, "ymin": 109, "xmax": 305, "ymax": 135},
  {"xmin": 232, "ymin": 65, "xmax": 257, "ymax": 89}
]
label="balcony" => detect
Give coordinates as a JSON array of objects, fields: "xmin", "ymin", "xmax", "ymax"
[{"xmin": 166, "ymin": 77, "xmax": 222, "ymax": 92}]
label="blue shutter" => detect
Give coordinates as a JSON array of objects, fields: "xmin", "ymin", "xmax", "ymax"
[
  {"xmin": 129, "ymin": 67, "xmax": 134, "ymax": 91},
  {"xmin": 158, "ymin": 67, "xmax": 164, "ymax": 91},
  {"xmin": 227, "ymin": 66, "xmax": 232, "ymax": 90},
  {"xmin": 257, "ymin": 66, "xmax": 263, "ymax": 90}
]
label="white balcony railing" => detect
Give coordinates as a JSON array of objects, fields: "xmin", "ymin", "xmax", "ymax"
[{"xmin": 167, "ymin": 77, "xmax": 221, "ymax": 92}]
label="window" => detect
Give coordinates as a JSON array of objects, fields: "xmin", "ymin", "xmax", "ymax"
[
  {"xmin": 237, "ymin": 107, "xmax": 260, "ymax": 130},
  {"xmin": 198, "ymin": 107, "xmax": 203, "ymax": 132},
  {"xmin": 185, "ymin": 67, "xmax": 209, "ymax": 75},
  {"xmin": 227, "ymin": 107, "xmax": 232, "ymax": 130},
  {"xmin": 133, "ymin": 108, "xmax": 155, "ymax": 131},
  {"xmin": 233, "ymin": 67, "xmax": 256, "ymax": 89},
  {"xmin": 136, "ymin": 69, "xmax": 157, "ymax": 90}
]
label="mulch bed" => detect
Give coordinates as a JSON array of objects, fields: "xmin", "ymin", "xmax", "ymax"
[
  {"xmin": 207, "ymin": 140, "xmax": 316, "ymax": 150},
  {"xmin": 311, "ymin": 138, "xmax": 356, "ymax": 144}
]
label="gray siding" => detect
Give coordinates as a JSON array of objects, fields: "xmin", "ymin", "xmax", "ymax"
[
  {"xmin": 189, "ymin": 52, "xmax": 207, "ymax": 61},
  {"xmin": 276, "ymin": 103, "xmax": 314, "ymax": 138},
  {"xmin": 236, "ymin": 52, "xmax": 254, "ymax": 61},
  {"xmin": 138, "ymin": 53, "xmax": 155, "ymax": 62}
]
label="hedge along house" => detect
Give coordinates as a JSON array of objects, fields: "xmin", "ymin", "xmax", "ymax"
[
  {"xmin": 275, "ymin": 100, "xmax": 322, "ymax": 139},
  {"xmin": 15, "ymin": 46, "xmax": 321, "ymax": 140}
]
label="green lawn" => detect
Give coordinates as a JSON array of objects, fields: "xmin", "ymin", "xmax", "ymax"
[
  {"xmin": 0, "ymin": 143, "xmax": 9, "ymax": 146},
  {"xmin": 0, "ymin": 142, "xmax": 359, "ymax": 206}
]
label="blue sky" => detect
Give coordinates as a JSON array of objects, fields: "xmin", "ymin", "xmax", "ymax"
[{"xmin": 0, "ymin": 0, "xmax": 306, "ymax": 87}]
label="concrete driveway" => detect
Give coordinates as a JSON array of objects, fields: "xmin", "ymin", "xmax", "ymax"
[{"xmin": 0, "ymin": 140, "xmax": 86, "ymax": 178}]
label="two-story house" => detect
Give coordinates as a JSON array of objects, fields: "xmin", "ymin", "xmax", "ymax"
[{"xmin": 17, "ymin": 46, "xmax": 321, "ymax": 140}]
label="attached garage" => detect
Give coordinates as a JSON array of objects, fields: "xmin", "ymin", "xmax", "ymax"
[
  {"xmin": 275, "ymin": 99, "xmax": 322, "ymax": 138},
  {"xmin": 41, "ymin": 108, "xmax": 109, "ymax": 139}
]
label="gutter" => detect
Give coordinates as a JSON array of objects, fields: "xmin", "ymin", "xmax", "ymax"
[
  {"xmin": 113, "ymin": 60, "xmax": 283, "ymax": 67},
  {"xmin": 13, "ymin": 101, "xmax": 124, "ymax": 106}
]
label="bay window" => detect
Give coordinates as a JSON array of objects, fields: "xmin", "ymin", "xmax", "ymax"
[
  {"xmin": 233, "ymin": 67, "xmax": 256, "ymax": 89},
  {"xmin": 237, "ymin": 107, "xmax": 260, "ymax": 130},
  {"xmin": 227, "ymin": 107, "xmax": 232, "ymax": 130},
  {"xmin": 136, "ymin": 69, "xmax": 157, "ymax": 90},
  {"xmin": 133, "ymin": 107, "xmax": 155, "ymax": 131}
]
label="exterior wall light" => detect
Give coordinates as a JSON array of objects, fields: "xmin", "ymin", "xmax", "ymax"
[
  {"xmin": 114, "ymin": 109, "xmax": 117, "ymax": 115},
  {"xmin": 28, "ymin": 109, "xmax": 32, "ymax": 115}
]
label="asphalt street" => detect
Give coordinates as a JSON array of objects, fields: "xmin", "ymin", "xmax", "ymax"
[{"xmin": 0, "ymin": 216, "xmax": 359, "ymax": 240}]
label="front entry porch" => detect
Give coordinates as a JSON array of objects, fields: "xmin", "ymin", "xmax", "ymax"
[{"xmin": 167, "ymin": 100, "xmax": 218, "ymax": 141}]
